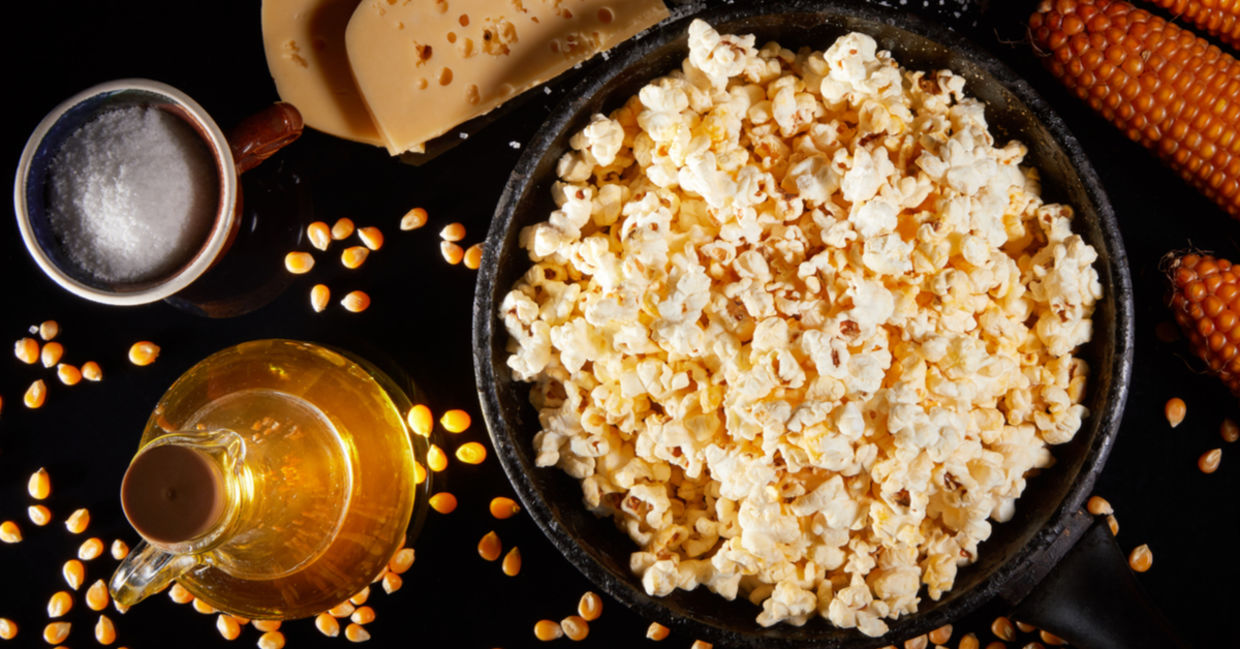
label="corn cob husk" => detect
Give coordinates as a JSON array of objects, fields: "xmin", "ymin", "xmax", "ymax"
[
  {"xmin": 1029, "ymin": 0, "xmax": 1240, "ymax": 218},
  {"xmin": 1149, "ymin": 0, "xmax": 1240, "ymax": 50}
]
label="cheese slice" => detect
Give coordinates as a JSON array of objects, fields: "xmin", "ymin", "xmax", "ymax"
[
  {"xmin": 261, "ymin": 0, "xmax": 385, "ymax": 147},
  {"xmin": 345, "ymin": 0, "xmax": 669, "ymax": 155}
]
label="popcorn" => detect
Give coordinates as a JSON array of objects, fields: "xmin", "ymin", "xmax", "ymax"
[{"xmin": 501, "ymin": 20, "xmax": 1100, "ymax": 635}]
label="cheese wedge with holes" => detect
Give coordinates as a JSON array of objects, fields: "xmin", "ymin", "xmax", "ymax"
[
  {"xmin": 261, "ymin": 0, "xmax": 385, "ymax": 146},
  {"xmin": 345, "ymin": 0, "xmax": 669, "ymax": 155}
]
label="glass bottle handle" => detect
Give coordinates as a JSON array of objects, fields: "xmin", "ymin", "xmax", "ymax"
[{"xmin": 109, "ymin": 540, "xmax": 199, "ymax": 608}]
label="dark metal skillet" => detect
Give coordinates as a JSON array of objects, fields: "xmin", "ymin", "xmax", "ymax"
[{"xmin": 473, "ymin": 1, "xmax": 1165, "ymax": 646}]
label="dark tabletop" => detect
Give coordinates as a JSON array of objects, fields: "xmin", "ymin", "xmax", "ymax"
[{"xmin": 1, "ymin": 1, "xmax": 1235, "ymax": 648}]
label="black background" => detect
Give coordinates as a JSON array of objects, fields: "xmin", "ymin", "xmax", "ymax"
[{"xmin": 1, "ymin": 1, "xmax": 1235, "ymax": 647}]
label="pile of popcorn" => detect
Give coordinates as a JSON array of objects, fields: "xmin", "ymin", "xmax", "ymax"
[{"xmin": 500, "ymin": 20, "xmax": 1100, "ymax": 636}]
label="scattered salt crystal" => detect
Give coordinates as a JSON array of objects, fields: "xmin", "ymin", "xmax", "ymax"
[{"xmin": 47, "ymin": 104, "xmax": 218, "ymax": 284}]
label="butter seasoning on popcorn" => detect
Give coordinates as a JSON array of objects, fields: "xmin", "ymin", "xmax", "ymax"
[{"xmin": 500, "ymin": 20, "xmax": 1101, "ymax": 636}]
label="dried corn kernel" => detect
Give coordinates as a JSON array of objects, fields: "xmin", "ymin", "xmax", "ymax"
[
  {"xmin": 350, "ymin": 606, "xmax": 375, "ymax": 625},
  {"xmin": 48, "ymin": 591, "xmax": 73, "ymax": 617},
  {"xmin": 0, "ymin": 521, "xmax": 21, "ymax": 543},
  {"xmin": 440, "ymin": 241, "xmax": 464, "ymax": 265},
  {"xmin": 82, "ymin": 361, "xmax": 102, "ymax": 381},
  {"xmin": 0, "ymin": 618, "xmax": 15, "ymax": 640},
  {"xmin": 381, "ymin": 571, "xmax": 403, "ymax": 594},
  {"xmin": 533, "ymin": 619, "xmax": 563, "ymax": 641},
  {"xmin": 463, "ymin": 243, "xmax": 483, "ymax": 270},
  {"xmin": 127, "ymin": 341, "xmax": 160, "ymax": 366},
  {"xmin": 252, "ymin": 619, "xmax": 282, "ymax": 632},
  {"xmin": 331, "ymin": 218, "xmax": 356, "ymax": 240},
  {"xmin": 341, "ymin": 290, "xmax": 371, "ymax": 313},
  {"xmin": 40, "ymin": 341, "xmax": 63, "ymax": 368},
  {"xmin": 86, "ymin": 580, "xmax": 109, "ymax": 611},
  {"xmin": 1107, "ymin": 514, "xmax": 1120, "ymax": 536},
  {"xmin": 560, "ymin": 615, "xmax": 589, "ymax": 641},
  {"xmin": 307, "ymin": 221, "xmax": 332, "ymax": 251},
  {"xmin": 904, "ymin": 634, "xmax": 928, "ymax": 649},
  {"xmin": 310, "ymin": 284, "xmax": 331, "ymax": 313},
  {"xmin": 24, "ymin": 379, "xmax": 46, "ymax": 409},
  {"xmin": 690, "ymin": 641, "xmax": 712, "ymax": 649},
  {"xmin": 258, "ymin": 630, "xmax": 286, "ymax": 649},
  {"xmin": 111, "ymin": 539, "xmax": 130, "ymax": 561},
  {"xmin": 489, "ymin": 497, "xmax": 521, "ymax": 519},
  {"xmin": 991, "ymin": 617, "xmax": 1016, "ymax": 642},
  {"xmin": 1040, "ymin": 629, "xmax": 1067, "ymax": 646},
  {"xmin": 1014, "ymin": 621, "xmax": 1035, "ymax": 634},
  {"xmin": 1164, "ymin": 398, "xmax": 1186, "ymax": 427},
  {"xmin": 455, "ymin": 442, "xmax": 487, "ymax": 465},
  {"xmin": 28, "ymin": 504, "xmax": 52, "ymax": 526},
  {"xmin": 95, "ymin": 614, "xmax": 115, "ymax": 645},
  {"xmin": 440, "ymin": 409, "xmax": 471, "ymax": 433},
  {"xmin": 388, "ymin": 547, "xmax": 415, "ymax": 574},
  {"xmin": 63, "ymin": 560, "xmax": 85, "ymax": 590},
  {"xmin": 349, "ymin": 586, "xmax": 370, "ymax": 606},
  {"xmin": 439, "ymin": 222, "xmax": 466, "ymax": 242},
  {"xmin": 284, "ymin": 251, "xmax": 315, "ymax": 274},
  {"xmin": 407, "ymin": 404, "xmax": 433, "ymax": 437},
  {"xmin": 113, "ymin": 599, "xmax": 130, "ymax": 615},
  {"xmin": 39, "ymin": 320, "xmax": 60, "ymax": 341},
  {"xmin": 1086, "ymin": 495, "xmax": 1113, "ymax": 516},
  {"xmin": 1223, "ymin": 418, "xmax": 1240, "ymax": 443},
  {"xmin": 327, "ymin": 601, "xmax": 355, "ymax": 618},
  {"xmin": 358, "ymin": 226, "xmax": 384, "ymax": 251},
  {"xmin": 400, "ymin": 207, "xmax": 428, "ymax": 231},
  {"xmin": 427, "ymin": 444, "xmax": 449, "ymax": 472},
  {"xmin": 341, "ymin": 245, "xmax": 370, "ymax": 269},
  {"xmin": 42, "ymin": 621, "xmax": 70, "ymax": 645},
  {"xmin": 15, "ymin": 337, "xmax": 39, "ymax": 364},
  {"xmin": 502, "ymin": 546, "xmax": 522, "ymax": 576},
  {"xmin": 927, "ymin": 626, "xmax": 953, "ymax": 645},
  {"xmin": 168, "ymin": 583, "xmax": 194, "ymax": 604},
  {"xmin": 315, "ymin": 612, "xmax": 340, "ymax": 637},
  {"xmin": 65, "ymin": 508, "xmax": 90, "ymax": 534},
  {"xmin": 478, "ymin": 530, "xmax": 502, "ymax": 562},
  {"xmin": 345, "ymin": 623, "xmax": 371, "ymax": 642},
  {"xmin": 216, "ymin": 614, "xmax": 242, "ymax": 640},
  {"xmin": 413, "ymin": 460, "xmax": 427, "ymax": 485},
  {"xmin": 429, "ymin": 492, "xmax": 458, "ymax": 514},
  {"xmin": 958, "ymin": 633, "xmax": 980, "ymax": 649},
  {"xmin": 578, "ymin": 591, "xmax": 603, "ymax": 621},
  {"xmin": 1199, "ymin": 448, "xmax": 1223, "ymax": 473},
  {"xmin": 1129, "ymin": 544, "xmax": 1154, "ymax": 572},
  {"xmin": 645, "ymin": 622, "xmax": 669, "ymax": 641},
  {"xmin": 29, "ymin": 467, "xmax": 51, "ymax": 499},
  {"xmin": 56, "ymin": 363, "xmax": 82, "ymax": 386},
  {"xmin": 79, "ymin": 537, "xmax": 104, "ymax": 560},
  {"xmin": 193, "ymin": 597, "xmax": 217, "ymax": 614}
]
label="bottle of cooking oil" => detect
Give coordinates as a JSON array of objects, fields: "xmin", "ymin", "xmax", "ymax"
[{"xmin": 110, "ymin": 339, "xmax": 429, "ymax": 619}]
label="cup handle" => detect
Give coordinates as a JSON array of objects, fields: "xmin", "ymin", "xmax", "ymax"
[
  {"xmin": 228, "ymin": 102, "xmax": 303, "ymax": 175},
  {"xmin": 109, "ymin": 540, "xmax": 200, "ymax": 608}
]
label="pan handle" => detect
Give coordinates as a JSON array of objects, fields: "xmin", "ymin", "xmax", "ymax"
[{"xmin": 1008, "ymin": 515, "xmax": 1188, "ymax": 649}]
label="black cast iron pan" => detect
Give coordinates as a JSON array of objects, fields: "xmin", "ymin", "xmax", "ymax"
[{"xmin": 473, "ymin": 1, "xmax": 1161, "ymax": 646}]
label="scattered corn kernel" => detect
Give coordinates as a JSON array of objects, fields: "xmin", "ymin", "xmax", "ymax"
[
  {"xmin": 501, "ymin": 546, "xmax": 521, "ymax": 577},
  {"xmin": 307, "ymin": 221, "xmax": 332, "ymax": 251},
  {"xmin": 1039, "ymin": 630, "xmax": 1066, "ymax": 646},
  {"xmin": 216, "ymin": 614, "xmax": 242, "ymax": 640},
  {"xmin": 48, "ymin": 591, "xmax": 73, "ymax": 617},
  {"xmin": 42, "ymin": 621, "xmax": 70, "ymax": 645},
  {"xmin": 1107, "ymin": 514, "xmax": 1120, "ymax": 536},
  {"xmin": 349, "ymin": 586, "xmax": 370, "ymax": 606},
  {"xmin": 29, "ymin": 467, "xmax": 51, "ymax": 499},
  {"xmin": 56, "ymin": 363, "xmax": 82, "ymax": 386},
  {"xmin": 24, "ymin": 379, "xmax": 46, "ymax": 409},
  {"xmin": 440, "ymin": 409, "xmax": 471, "ymax": 433},
  {"xmin": 1164, "ymin": 397, "xmax": 1186, "ymax": 427},
  {"xmin": 1086, "ymin": 495, "xmax": 1113, "ymax": 516},
  {"xmin": 28, "ymin": 504, "xmax": 52, "ymax": 526},
  {"xmin": 95, "ymin": 614, "xmax": 115, "ymax": 645},
  {"xmin": 310, "ymin": 284, "xmax": 331, "ymax": 313},
  {"xmin": 577, "ymin": 592, "xmax": 602, "ymax": 621},
  {"xmin": 341, "ymin": 245, "xmax": 370, "ymax": 269},
  {"xmin": 15, "ymin": 337, "xmax": 39, "ymax": 364},
  {"xmin": 1199, "ymin": 448, "xmax": 1223, "ymax": 473},
  {"xmin": 65, "ymin": 508, "xmax": 90, "ymax": 534},
  {"xmin": 690, "ymin": 641, "xmax": 712, "ymax": 649},
  {"xmin": 991, "ymin": 617, "xmax": 1016, "ymax": 642},
  {"xmin": 39, "ymin": 320, "xmax": 60, "ymax": 341},
  {"xmin": 478, "ymin": 531, "xmax": 502, "ymax": 562},
  {"xmin": 82, "ymin": 361, "xmax": 102, "ymax": 381},
  {"xmin": 0, "ymin": 521, "xmax": 21, "ymax": 543},
  {"xmin": 455, "ymin": 442, "xmax": 487, "ymax": 465},
  {"xmin": 560, "ymin": 615, "xmax": 588, "ymax": 641},
  {"xmin": 370, "ymin": 567, "xmax": 387, "ymax": 584},
  {"xmin": 427, "ymin": 444, "xmax": 448, "ymax": 472},
  {"xmin": 0, "ymin": 618, "xmax": 15, "ymax": 640},
  {"xmin": 463, "ymin": 243, "xmax": 483, "ymax": 270},
  {"xmin": 388, "ymin": 548, "xmax": 415, "ymax": 574},
  {"xmin": 412, "ymin": 460, "xmax": 427, "ymax": 485},
  {"xmin": 440, "ymin": 241, "xmax": 464, "ymax": 265},
  {"xmin": 327, "ymin": 601, "xmax": 355, "ymax": 618},
  {"xmin": 439, "ymin": 222, "xmax": 466, "ymax": 242},
  {"xmin": 193, "ymin": 597, "xmax": 217, "ymax": 614},
  {"xmin": 79, "ymin": 537, "xmax": 104, "ymax": 561},
  {"xmin": 1129, "ymin": 544, "xmax": 1153, "ymax": 572},
  {"xmin": 252, "ymin": 620, "xmax": 282, "ymax": 632},
  {"xmin": 407, "ymin": 404, "xmax": 433, "ymax": 437},
  {"xmin": 40, "ymin": 341, "xmax": 64, "ymax": 368},
  {"xmin": 645, "ymin": 621, "xmax": 669, "ymax": 641},
  {"xmin": 400, "ymin": 207, "xmax": 428, "ymax": 231},
  {"xmin": 1221, "ymin": 418, "xmax": 1240, "ymax": 443},
  {"xmin": 284, "ymin": 251, "xmax": 316, "ymax": 274},
  {"xmin": 958, "ymin": 632, "xmax": 980, "ymax": 649},
  {"xmin": 429, "ymin": 492, "xmax": 458, "ymax": 514},
  {"xmin": 381, "ymin": 571, "xmax": 402, "ymax": 594},
  {"xmin": 340, "ymin": 290, "xmax": 371, "ymax": 313},
  {"xmin": 168, "ymin": 583, "xmax": 194, "ymax": 604},
  {"xmin": 86, "ymin": 580, "xmax": 109, "ymax": 611},
  {"xmin": 113, "ymin": 599, "xmax": 130, "ymax": 615},
  {"xmin": 331, "ymin": 218, "xmax": 355, "ymax": 240},
  {"xmin": 111, "ymin": 539, "xmax": 130, "ymax": 561},
  {"xmin": 345, "ymin": 623, "xmax": 371, "ymax": 643},
  {"xmin": 533, "ymin": 619, "xmax": 563, "ymax": 641},
  {"xmin": 358, "ymin": 226, "xmax": 384, "ymax": 251},
  {"xmin": 1015, "ymin": 620, "xmax": 1036, "ymax": 634},
  {"xmin": 315, "ymin": 612, "xmax": 340, "ymax": 637},
  {"xmin": 350, "ymin": 606, "xmax": 375, "ymax": 625},
  {"xmin": 63, "ymin": 560, "xmax": 85, "ymax": 590},
  {"xmin": 489, "ymin": 497, "xmax": 521, "ymax": 519},
  {"xmin": 904, "ymin": 634, "xmax": 928, "ymax": 649},
  {"xmin": 127, "ymin": 341, "xmax": 160, "ymax": 366},
  {"xmin": 983, "ymin": 643, "xmax": 1006, "ymax": 649},
  {"xmin": 257, "ymin": 630, "xmax": 286, "ymax": 649}
]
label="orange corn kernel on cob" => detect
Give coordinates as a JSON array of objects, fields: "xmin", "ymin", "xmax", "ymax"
[
  {"xmin": 1166, "ymin": 252, "xmax": 1240, "ymax": 395},
  {"xmin": 1029, "ymin": 0, "xmax": 1240, "ymax": 219},
  {"xmin": 1148, "ymin": 0, "xmax": 1240, "ymax": 50}
]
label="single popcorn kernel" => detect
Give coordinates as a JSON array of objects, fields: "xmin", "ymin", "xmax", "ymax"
[
  {"xmin": 349, "ymin": 586, "xmax": 370, "ymax": 606},
  {"xmin": 111, "ymin": 539, "xmax": 130, "ymax": 561},
  {"xmin": 327, "ymin": 602, "xmax": 355, "ymax": 618},
  {"xmin": 310, "ymin": 284, "xmax": 331, "ymax": 312},
  {"xmin": 413, "ymin": 460, "xmax": 427, "ymax": 485},
  {"xmin": 407, "ymin": 404, "xmax": 433, "ymax": 436},
  {"xmin": 381, "ymin": 571, "xmax": 403, "ymax": 594},
  {"xmin": 29, "ymin": 467, "xmax": 51, "ymax": 499},
  {"xmin": 284, "ymin": 251, "xmax": 316, "ymax": 274},
  {"xmin": 645, "ymin": 622, "xmax": 669, "ymax": 641},
  {"xmin": 991, "ymin": 617, "xmax": 1016, "ymax": 642},
  {"xmin": 78, "ymin": 537, "xmax": 105, "ymax": 561},
  {"xmin": 127, "ymin": 341, "xmax": 160, "ymax": 366},
  {"xmin": 477, "ymin": 530, "xmax": 502, "ymax": 561},
  {"xmin": 192, "ymin": 597, "xmax": 217, "ymax": 614},
  {"xmin": 42, "ymin": 621, "xmax": 70, "ymax": 645},
  {"xmin": 168, "ymin": 582, "xmax": 194, "ymax": 604},
  {"xmin": 427, "ymin": 444, "xmax": 449, "ymax": 472},
  {"xmin": 258, "ymin": 630, "xmax": 286, "ymax": 649},
  {"xmin": 428, "ymin": 492, "xmax": 458, "ymax": 514},
  {"xmin": 533, "ymin": 619, "xmax": 563, "ymax": 641},
  {"xmin": 350, "ymin": 606, "xmax": 376, "ymax": 625},
  {"xmin": 341, "ymin": 245, "xmax": 371, "ymax": 269},
  {"xmin": 82, "ymin": 361, "xmax": 102, "ymax": 381},
  {"xmin": 340, "ymin": 290, "xmax": 371, "ymax": 313},
  {"xmin": 252, "ymin": 619, "xmax": 282, "ymax": 632},
  {"xmin": 315, "ymin": 612, "xmax": 340, "ymax": 637},
  {"xmin": 331, "ymin": 217, "xmax": 356, "ymax": 240},
  {"xmin": 86, "ymin": 580, "xmax": 109, "ymax": 611},
  {"xmin": 48, "ymin": 590, "xmax": 73, "ymax": 617},
  {"xmin": 440, "ymin": 408, "xmax": 471, "ymax": 432},
  {"xmin": 94, "ymin": 614, "xmax": 116, "ymax": 645},
  {"xmin": 358, "ymin": 226, "xmax": 385, "ymax": 251},
  {"xmin": 454, "ymin": 441, "xmax": 487, "ymax": 464},
  {"xmin": 1164, "ymin": 397, "xmax": 1187, "ymax": 427},
  {"xmin": 501, "ymin": 546, "xmax": 522, "ymax": 576},
  {"xmin": 57, "ymin": 363, "xmax": 83, "ymax": 386},
  {"xmin": 40, "ymin": 341, "xmax": 64, "ymax": 367},
  {"xmin": 307, "ymin": 221, "xmax": 332, "ymax": 250},
  {"xmin": 1086, "ymin": 495, "xmax": 1113, "ymax": 516},
  {"xmin": 489, "ymin": 496, "xmax": 521, "ymax": 519},
  {"xmin": 14, "ymin": 337, "xmax": 39, "ymax": 364},
  {"xmin": 62, "ymin": 560, "xmax": 85, "ymax": 590},
  {"xmin": 217, "ymin": 614, "xmax": 242, "ymax": 640},
  {"xmin": 24, "ymin": 379, "xmax": 47, "ymax": 409},
  {"xmin": 28, "ymin": 504, "xmax": 52, "ymax": 526},
  {"xmin": 578, "ymin": 591, "xmax": 603, "ymax": 621},
  {"xmin": 39, "ymin": 320, "xmax": 60, "ymax": 341},
  {"xmin": 439, "ymin": 222, "xmax": 466, "ymax": 242},
  {"xmin": 65, "ymin": 508, "xmax": 90, "ymax": 534},
  {"xmin": 463, "ymin": 243, "xmax": 483, "ymax": 270},
  {"xmin": 1198, "ymin": 448, "xmax": 1223, "ymax": 474},
  {"xmin": 440, "ymin": 241, "xmax": 464, "ymax": 265},
  {"xmin": 388, "ymin": 547, "xmax": 415, "ymax": 574},
  {"xmin": 344, "ymin": 622, "xmax": 371, "ymax": 642},
  {"xmin": 400, "ymin": 207, "xmax": 428, "ymax": 230},
  {"xmin": 1129, "ymin": 544, "xmax": 1154, "ymax": 572},
  {"xmin": 560, "ymin": 615, "xmax": 589, "ymax": 641},
  {"xmin": 1222, "ymin": 418, "xmax": 1240, "ymax": 443},
  {"xmin": 0, "ymin": 618, "xmax": 16, "ymax": 640}
]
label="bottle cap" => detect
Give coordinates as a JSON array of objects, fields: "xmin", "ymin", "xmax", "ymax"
[{"xmin": 120, "ymin": 444, "xmax": 225, "ymax": 545}]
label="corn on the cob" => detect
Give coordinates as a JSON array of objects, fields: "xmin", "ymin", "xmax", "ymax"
[
  {"xmin": 1149, "ymin": 0, "xmax": 1240, "ymax": 50},
  {"xmin": 1165, "ymin": 251, "xmax": 1240, "ymax": 394},
  {"xmin": 1029, "ymin": 0, "xmax": 1240, "ymax": 218}
]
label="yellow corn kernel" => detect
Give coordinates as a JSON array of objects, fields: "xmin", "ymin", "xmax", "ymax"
[
  {"xmin": 14, "ymin": 337, "xmax": 39, "ymax": 364},
  {"xmin": 313, "ymin": 612, "xmax": 340, "ymax": 637},
  {"xmin": 463, "ymin": 243, "xmax": 483, "ymax": 270},
  {"xmin": 40, "ymin": 341, "xmax": 64, "ymax": 368},
  {"xmin": 358, "ymin": 226, "xmax": 385, "ymax": 251},
  {"xmin": 958, "ymin": 632, "xmax": 980, "ymax": 649},
  {"xmin": 407, "ymin": 404, "xmax": 433, "ymax": 437},
  {"xmin": 440, "ymin": 409, "xmax": 471, "ymax": 433},
  {"xmin": 63, "ymin": 560, "xmax": 85, "ymax": 590},
  {"xmin": 1107, "ymin": 514, "xmax": 1120, "ymax": 535},
  {"xmin": 284, "ymin": 251, "xmax": 316, "ymax": 274},
  {"xmin": 39, "ymin": 320, "xmax": 60, "ymax": 341},
  {"xmin": 310, "ymin": 284, "xmax": 331, "ymax": 313},
  {"xmin": 455, "ymin": 441, "xmax": 487, "ymax": 465},
  {"xmin": 340, "ymin": 290, "xmax": 371, "ymax": 313},
  {"xmin": 991, "ymin": 617, "xmax": 1016, "ymax": 642},
  {"xmin": 1223, "ymin": 417, "xmax": 1240, "ymax": 443},
  {"xmin": 0, "ymin": 521, "xmax": 21, "ymax": 543},
  {"xmin": 111, "ymin": 539, "xmax": 130, "ymax": 561},
  {"xmin": 388, "ymin": 547, "xmax": 415, "ymax": 574},
  {"xmin": 413, "ymin": 460, "xmax": 427, "ymax": 485},
  {"xmin": 1013, "ymin": 621, "xmax": 1035, "ymax": 634},
  {"xmin": 327, "ymin": 601, "xmax": 355, "ymax": 618},
  {"xmin": 1040, "ymin": 629, "xmax": 1067, "ymax": 646},
  {"xmin": 82, "ymin": 360, "xmax": 102, "ymax": 381},
  {"xmin": 257, "ymin": 630, "xmax": 286, "ymax": 649},
  {"xmin": 48, "ymin": 590, "xmax": 73, "ymax": 617},
  {"xmin": 1086, "ymin": 495, "xmax": 1113, "ymax": 516},
  {"xmin": 113, "ymin": 599, "xmax": 130, "ymax": 615},
  {"xmin": 478, "ymin": 530, "xmax": 502, "ymax": 562},
  {"xmin": 429, "ymin": 492, "xmax": 458, "ymax": 514},
  {"xmin": 307, "ymin": 221, "xmax": 332, "ymax": 251},
  {"xmin": 439, "ymin": 222, "xmax": 466, "ymax": 242},
  {"xmin": 577, "ymin": 591, "xmax": 602, "ymax": 621},
  {"xmin": 216, "ymin": 614, "xmax": 241, "ymax": 640},
  {"xmin": 168, "ymin": 582, "xmax": 194, "ymax": 604},
  {"xmin": 502, "ymin": 546, "xmax": 522, "ymax": 577},
  {"xmin": 381, "ymin": 571, "xmax": 403, "ymax": 594},
  {"xmin": 1199, "ymin": 448, "xmax": 1223, "ymax": 473},
  {"xmin": 349, "ymin": 586, "xmax": 370, "ymax": 606},
  {"xmin": 350, "ymin": 606, "xmax": 375, "ymax": 625},
  {"xmin": 79, "ymin": 537, "xmax": 104, "ymax": 561},
  {"xmin": 28, "ymin": 504, "xmax": 52, "ymax": 526},
  {"xmin": 400, "ymin": 207, "xmax": 428, "ymax": 231},
  {"xmin": 0, "ymin": 618, "xmax": 16, "ymax": 640},
  {"xmin": 490, "ymin": 497, "xmax": 521, "ymax": 519},
  {"xmin": 95, "ymin": 614, "xmax": 116, "ymax": 645},
  {"xmin": 904, "ymin": 633, "xmax": 928, "ymax": 649},
  {"xmin": 192, "ymin": 597, "xmax": 217, "ymax": 614},
  {"xmin": 533, "ymin": 619, "xmax": 563, "ymax": 641},
  {"xmin": 928, "ymin": 624, "xmax": 953, "ymax": 645},
  {"xmin": 42, "ymin": 621, "xmax": 70, "ymax": 645},
  {"xmin": 1164, "ymin": 397, "xmax": 1186, "ymax": 427},
  {"xmin": 28, "ymin": 467, "xmax": 51, "ymax": 499},
  {"xmin": 127, "ymin": 341, "xmax": 160, "ymax": 366},
  {"xmin": 1129, "ymin": 544, "xmax": 1153, "ymax": 572},
  {"xmin": 427, "ymin": 444, "xmax": 448, "ymax": 472},
  {"xmin": 331, "ymin": 217, "xmax": 356, "ymax": 240},
  {"xmin": 56, "ymin": 363, "xmax": 82, "ymax": 386},
  {"xmin": 252, "ymin": 619, "xmax": 282, "ymax": 632},
  {"xmin": 341, "ymin": 245, "xmax": 370, "ymax": 269},
  {"xmin": 24, "ymin": 379, "xmax": 46, "ymax": 409},
  {"xmin": 560, "ymin": 615, "xmax": 589, "ymax": 641},
  {"xmin": 690, "ymin": 641, "xmax": 713, "ymax": 649},
  {"xmin": 345, "ymin": 623, "xmax": 371, "ymax": 643},
  {"xmin": 440, "ymin": 241, "xmax": 464, "ymax": 265},
  {"xmin": 65, "ymin": 508, "xmax": 90, "ymax": 534},
  {"xmin": 86, "ymin": 579, "xmax": 109, "ymax": 611}
]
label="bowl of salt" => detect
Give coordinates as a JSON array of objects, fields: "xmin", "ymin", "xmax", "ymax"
[{"xmin": 14, "ymin": 78, "xmax": 302, "ymax": 307}]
